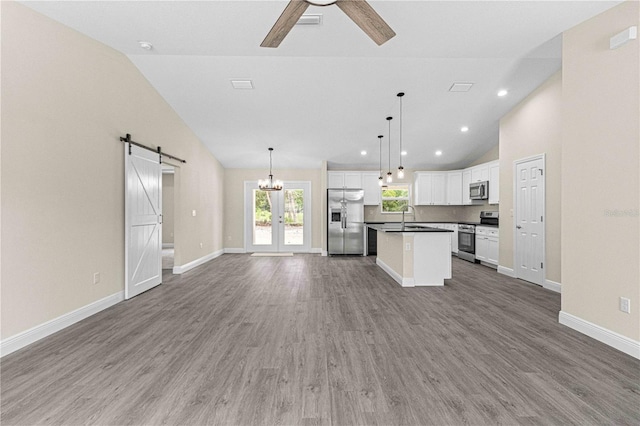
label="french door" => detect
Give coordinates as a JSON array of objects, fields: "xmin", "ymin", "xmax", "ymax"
[
  {"xmin": 244, "ymin": 181, "xmax": 311, "ymax": 253},
  {"xmin": 514, "ymin": 154, "xmax": 545, "ymax": 285}
]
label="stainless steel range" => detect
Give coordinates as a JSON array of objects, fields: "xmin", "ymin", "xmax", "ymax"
[
  {"xmin": 457, "ymin": 224, "xmax": 476, "ymax": 262},
  {"xmin": 458, "ymin": 211, "xmax": 499, "ymax": 263}
]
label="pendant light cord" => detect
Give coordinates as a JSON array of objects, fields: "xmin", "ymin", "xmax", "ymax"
[{"xmin": 398, "ymin": 93, "xmax": 403, "ymax": 168}]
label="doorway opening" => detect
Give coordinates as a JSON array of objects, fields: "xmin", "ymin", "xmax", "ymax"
[{"xmin": 162, "ymin": 164, "xmax": 175, "ymax": 270}]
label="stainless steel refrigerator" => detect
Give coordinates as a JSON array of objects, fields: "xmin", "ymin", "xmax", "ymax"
[{"xmin": 328, "ymin": 188, "xmax": 365, "ymax": 255}]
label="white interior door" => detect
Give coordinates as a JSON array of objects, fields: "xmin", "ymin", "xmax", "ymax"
[
  {"xmin": 245, "ymin": 181, "xmax": 311, "ymax": 253},
  {"xmin": 125, "ymin": 144, "xmax": 162, "ymax": 299},
  {"xmin": 514, "ymin": 155, "xmax": 545, "ymax": 285}
]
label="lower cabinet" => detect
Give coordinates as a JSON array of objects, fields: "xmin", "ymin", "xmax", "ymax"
[{"xmin": 476, "ymin": 226, "xmax": 499, "ymax": 266}]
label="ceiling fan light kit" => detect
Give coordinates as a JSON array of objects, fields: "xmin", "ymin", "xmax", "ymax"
[{"xmin": 261, "ymin": 0, "xmax": 395, "ymax": 48}]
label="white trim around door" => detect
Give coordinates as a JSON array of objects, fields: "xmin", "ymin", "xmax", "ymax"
[{"xmin": 513, "ymin": 153, "xmax": 546, "ymax": 286}]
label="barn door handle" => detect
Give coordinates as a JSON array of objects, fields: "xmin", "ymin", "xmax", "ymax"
[{"xmin": 516, "ymin": 225, "xmax": 522, "ymax": 229}]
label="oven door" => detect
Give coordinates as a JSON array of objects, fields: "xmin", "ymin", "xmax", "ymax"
[{"xmin": 458, "ymin": 231, "xmax": 475, "ymax": 254}]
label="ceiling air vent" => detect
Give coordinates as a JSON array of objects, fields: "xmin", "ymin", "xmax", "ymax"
[
  {"xmin": 449, "ymin": 82, "xmax": 474, "ymax": 92},
  {"xmin": 230, "ymin": 80, "xmax": 254, "ymax": 90}
]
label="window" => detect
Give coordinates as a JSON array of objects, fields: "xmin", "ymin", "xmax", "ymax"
[{"xmin": 381, "ymin": 184, "xmax": 411, "ymax": 213}]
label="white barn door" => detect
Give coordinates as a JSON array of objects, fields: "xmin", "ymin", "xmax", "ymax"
[{"xmin": 125, "ymin": 144, "xmax": 162, "ymax": 299}]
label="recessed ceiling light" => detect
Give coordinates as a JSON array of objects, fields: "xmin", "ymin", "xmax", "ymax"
[
  {"xmin": 401, "ymin": 151, "xmax": 407, "ymax": 156},
  {"xmin": 435, "ymin": 150, "xmax": 443, "ymax": 156},
  {"xmin": 461, "ymin": 126, "xmax": 469, "ymax": 133},
  {"xmin": 361, "ymin": 150, "xmax": 367, "ymax": 156},
  {"xmin": 497, "ymin": 89, "xmax": 508, "ymax": 97},
  {"xmin": 138, "ymin": 41, "xmax": 153, "ymax": 50},
  {"xmin": 231, "ymin": 80, "xmax": 254, "ymax": 89}
]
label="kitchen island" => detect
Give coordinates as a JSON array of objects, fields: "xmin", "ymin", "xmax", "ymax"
[{"xmin": 368, "ymin": 224, "xmax": 453, "ymax": 287}]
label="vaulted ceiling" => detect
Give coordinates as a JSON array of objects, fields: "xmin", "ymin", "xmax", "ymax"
[{"xmin": 21, "ymin": 1, "xmax": 621, "ymax": 169}]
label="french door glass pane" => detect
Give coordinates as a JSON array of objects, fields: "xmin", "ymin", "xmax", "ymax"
[
  {"xmin": 253, "ymin": 189, "xmax": 272, "ymax": 245},
  {"xmin": 283, "ymin": 189, "xmax": 303, "ymax": 246}
]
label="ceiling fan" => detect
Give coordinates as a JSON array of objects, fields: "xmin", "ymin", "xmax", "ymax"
[{"xmin": 261, "ymin": 0, "xmax": 396, "ymax": 48}]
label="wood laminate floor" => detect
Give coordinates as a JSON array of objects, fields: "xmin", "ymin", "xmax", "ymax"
[{"xmin": 2, "ymin": 255, "xmax": 639, "ymax": 425}]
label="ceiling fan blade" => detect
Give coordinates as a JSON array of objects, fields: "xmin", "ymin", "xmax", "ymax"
[
  {"xmin": 261, "ymin": 0, "xmax": 310, "ymax": 48},
  {"xmin": 335, "ymin": 0, "xmax": 395, "ymax": 46}
]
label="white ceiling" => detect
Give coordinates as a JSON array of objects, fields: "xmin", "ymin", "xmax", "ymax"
[{"xmin": 21, "ymin": 0, "xmax": 621, "ymax": 170}]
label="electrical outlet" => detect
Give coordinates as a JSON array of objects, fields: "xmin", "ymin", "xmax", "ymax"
[
  {"xmin": 93, "ymin": 272, "xmax": 101, "ymax": 285},
  {"xmin": 619, "ymin": 297, "xmax": 631, "ymax": 314}
]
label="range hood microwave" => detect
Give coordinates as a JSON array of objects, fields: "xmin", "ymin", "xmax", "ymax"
[{"xmin": 470, "ymin": 181, "xmax": 489, "ymax": 200}]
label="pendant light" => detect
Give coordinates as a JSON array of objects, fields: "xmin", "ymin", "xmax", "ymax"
[
  {"xmin": 397, "ymin": 92, "xmax": 405, "ymax": 179},
  {"xmin": 258, "ymin": 147, "xmax": 283, "ymax": 191},
  {"xmin": 386, "ymin": 116, "xmax": 393, "ymax": 183},
  {"xmin": 378, "ymin": 135, "xmax": 384, "ymax": 186}
]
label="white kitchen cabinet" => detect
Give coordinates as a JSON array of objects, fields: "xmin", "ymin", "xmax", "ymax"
[
  {"xmin": 450, "ymin": 224, "xmax": 459, "ymax": 254},
  {"xmin": 327, "ymin": 171, "xmax": 362, "ymax": 189},
  {"xmin": 414, "ymin": 172, "xmax": 447, "ymax": 205},
  {"xmin": 471, "ymin": 163, "xmax": 489, "ymax": 183},
  {"xmin": 345, "ymin": 172, "xmax": 362, "ymax": 189},
  {"xmin": 488, "ymin": 161, "xmax": 500, "ymax": 205},
  {"xmin": 476, "ymin": 226, "xmax": 499, "ymax": 267},
  {"xmin": 446, "ymin": 171, "xmax": 463, "ymax": 205},
  {"xmin": 362, "ymin": 172, "xmax": 381, "ymax": 205},
  {"xmin": 328, "ymin": 172, "xmax": 345, "ymax": 188}
]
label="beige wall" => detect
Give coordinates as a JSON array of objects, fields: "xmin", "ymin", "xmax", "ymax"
[
  {"xmin": 162, "ymin": 173, "xmax": 175, "ymax": 245},
  {"xmin": 498, "ymin": 71, "xmax": 563, "ymax": 283},
  {"xmin": 1, "ymin": 3, "xmax": 224, "ymax": 339},
  {"xmin": 223, "ymin": 168, "xmax": 323, "ymax": 250},
  {"xmin": 561, "ymin": 1, "xmax": 639, "ymax": 340},
  {"xmin": 467, "ymin": 144, "xmax": 499, "ymax": 168}
]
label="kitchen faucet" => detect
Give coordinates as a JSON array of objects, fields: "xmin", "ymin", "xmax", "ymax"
[{"xmin": 401, "ymin": 205, "xmax": 415, "ymax": 230}]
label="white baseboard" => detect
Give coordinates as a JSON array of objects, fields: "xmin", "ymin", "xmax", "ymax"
[
  {"xmin": 162, "ymin": 243, "xmax": 174, "ymax": 249},
  {"xmin": 224, "ymin": 248, "xmax": 246, "ymax": 254},
  {"xmin": 376, "ymin": 258, "xmax": 413, "ymax": 287},
  {"xmin": 1, "ymin": 291, "xmax": 124, "ymax": 358},
  {"xmin": 173, "ymin": 249, "xmax": 224, "ymax": 274},
  {"xmin": 544, "ymin": 279, "xmax": 562, "ymax": 293},
  {"xmin": 559, "ymin": 311, "xmax": 640, "ymax": 360},
  {"xmin": 497, "ymin": 265, "xmax": 515, "ymax": 278},
  {"xmin": 321, "ymin": 250, "xmax": 328, "ymax": 257}
]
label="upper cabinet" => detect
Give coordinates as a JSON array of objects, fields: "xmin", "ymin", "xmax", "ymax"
[
  {"xmin": 330, "ymin": 159, "xmax": 499, "ymax": 208},
  {"xmin": 470, "ymin": 163, "xmax": 489, "ymax": 183},
  {"xmin": 446, "ymin": 171, "xmax": 463, "ymax": 205},
  {"xmin": 488, "ymin": 160, "xmax": 499, "ymax": 205},
  {"xmin": 361, "ymin": 172, "xmax": 381, "ymax": 205},
  {"xmin": 414, "ymin": 172, "xmax": 447, "ymax": 205},
  {"xmin": 328, "ymin": 171, "xmax": 362, "ymax": 189}
]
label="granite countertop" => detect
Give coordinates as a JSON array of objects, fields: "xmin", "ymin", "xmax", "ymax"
[
  {"xmin": 365, "ymin": 221, "xmax": 498, "ymax": 228},
  {"xmin": 367, "ymin": 224, "xmax": 453, "ymax": 233}
]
